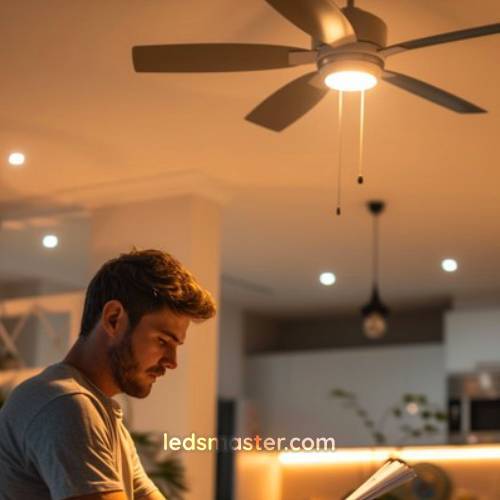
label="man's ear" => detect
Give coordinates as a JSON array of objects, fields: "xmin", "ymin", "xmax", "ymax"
[{"xmin": 101, "ymin": 300, "xmax": 128, "ymax": 339}]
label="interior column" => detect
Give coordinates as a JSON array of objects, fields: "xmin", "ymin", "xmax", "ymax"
[{"xmin": 89, "ymin": 194, "xmax": 221, "ymax": 500}]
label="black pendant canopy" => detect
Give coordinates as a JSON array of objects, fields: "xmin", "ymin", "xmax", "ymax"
[{"xmin": 361, "ymin": 285, "xmax": 389, "ymax": 318}]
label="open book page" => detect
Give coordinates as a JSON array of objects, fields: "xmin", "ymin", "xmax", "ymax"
[{"xmin": 345, "ymin": 459, "xmax": 416, "ymax": 500}]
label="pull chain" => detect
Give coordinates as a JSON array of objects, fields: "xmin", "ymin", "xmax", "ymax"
[
  {"xmin": 336, "ymin": 90, "xmax": 344, "ymax": 216},
  {"xmin": 358, "ymin": 90, "xmax": 365, "ymax": 184},
  {"xmin": 373, "ymin": 214, "xmax": 379, "ymax": 287}
]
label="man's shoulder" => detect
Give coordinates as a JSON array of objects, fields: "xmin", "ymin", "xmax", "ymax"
[
  {"xmin": 0, "ymin": 363, "xmax": 110, "ymax": 434},
  {"xmin": 26, "ymin": 392, "xmax": 113, "ymax": 440},
  {"xmin": 5, "ymin": 363, "xmax": 93, "ymax": 403}
]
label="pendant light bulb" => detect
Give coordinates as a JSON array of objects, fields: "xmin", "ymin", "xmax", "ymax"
[
  {"xmin": 361, "ymin": 201, "xmax": 389, "ymax": 339},
  {"xmin": 363, "ymin": 311, "xmax": 387, "ymax": 339},
  {"xmin": 361, "ymin": 286, "xmax": 389, "ymax": 339}
]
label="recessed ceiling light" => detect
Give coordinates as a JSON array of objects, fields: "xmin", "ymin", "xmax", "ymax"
[
  {"xmin": 441, "ymin": 258, "xmax": 458, "ymax": 272},
  {"xmin": 8, "ymin": 152, "xmax": 25, "ymax": 166},
  {"xmin": 319, "ymin": 272, "xmax": 336, "ymax": 286},
  {"xmin": 42, "ymin": 234, "xmax": 59, "ymax": 249}
]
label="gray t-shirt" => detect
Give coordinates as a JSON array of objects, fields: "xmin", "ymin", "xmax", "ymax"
[{"xmin": 0, "ymin": 362, "xmax": 159, "ymax": 500}]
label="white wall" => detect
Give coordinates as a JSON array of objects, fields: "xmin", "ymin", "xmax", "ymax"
[
  {"xmin": 245, "ymin": 344, "xmax": 446, "ymax": 447},
  {"xmin": 445, "ymin": 307, "xmax": 500, "ymax": 372}
]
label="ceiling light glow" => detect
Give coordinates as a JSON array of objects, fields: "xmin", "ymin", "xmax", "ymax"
[
  {"xmin": 324, "ymin": 71, "xmax": 378, "ymax": 92},
  {"xmin": 43, "ymin": 234, "xmax": 59, "ymax": 249},
  {"xmin": 319, "ymin": 272, "xmax": 336, "ymax": 286},
  {"xmin": 8, "ymin": 152, "xmax": 25, "ymax": 166},
  {"xmin": 441, "ymin": 258, "xmax": 458, "ymax": 272}
]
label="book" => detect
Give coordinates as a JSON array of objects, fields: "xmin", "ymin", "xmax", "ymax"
[{"xmin": 345, "ymin": 459, "xmax": 416, "ymax": 500}]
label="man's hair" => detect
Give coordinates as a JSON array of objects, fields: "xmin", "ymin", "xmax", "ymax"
[{"xmin": 79, "ymin": 249, "xmax": 216, "ymax": 337}]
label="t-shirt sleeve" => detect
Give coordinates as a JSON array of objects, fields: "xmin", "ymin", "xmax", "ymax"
[
  {"xmin": 120, "ymin": 424, "xmax": 161, "ymax": 498},
  {"xmin": 24, "ymin": 393, "xmax": 124, "ymax": 500}
]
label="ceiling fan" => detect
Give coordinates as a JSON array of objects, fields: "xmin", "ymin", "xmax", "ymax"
[{"xmin": 132, "ymin": 0, "xmax": 500, "ymax": 131}]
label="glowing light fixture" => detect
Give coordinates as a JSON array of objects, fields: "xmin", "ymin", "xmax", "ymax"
[
  {"xmin": 320, "ymin": 57, "xmax": 382, "ymax": 93},
  {"xmin": 279, "ymin": 445, "xmax": 500, "ymax": 466},
  {"xmin": 43, "ymin": 234, "xmax": 59, "ymax": 249},
  {"xmin": 8, "ymin": 152, "xmax": 25, "ymax": 166},
  {"xmin": 324, "ymin": 71, "xmax": 378, "ymax": 92},
  {"xmin": 361, "ymin": 200, "xmax": 389, "ymax": 339},
  {"xmin": 319, "ymin": 272, "xmax": 336, "ymax": 286},
  {"xmin": 400, "ymin": 446, "xmax": 500, "ymax": 462},
  {"xmin": 279, "ymin": 449, "xmax": 390, "ymax": 465},
  {"xmin": 441, "ymin": 258, "xmax": 458, "ymax": 272},
  {"xmin": 405, "ymin": 402, "xmax": 419, "ymax": 415}
]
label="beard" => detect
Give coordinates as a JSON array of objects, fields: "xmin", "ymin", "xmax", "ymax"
[{"xmin": 108, "ymin": 328, "xmax": 154, "ymax": 398}]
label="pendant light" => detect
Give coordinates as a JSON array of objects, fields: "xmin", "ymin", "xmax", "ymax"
[{"xmin": 361, "ymin": 200, "xmax": 390, "ymax": 339}]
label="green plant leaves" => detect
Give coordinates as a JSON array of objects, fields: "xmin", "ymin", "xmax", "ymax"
[
  {"xmin": 331, "ymin": 388, "xmax": 353, "ymax": 398},
  {"xmin": 132, "ymin": 431, "xmax": 188, "ymax": 500},
  {"xmin": 330, "ymin": 387, "xmax": 447, "ymax": 446},
  {"xmin": 392, "ymin": 408, "xmax": 402, "ymax": 418}
]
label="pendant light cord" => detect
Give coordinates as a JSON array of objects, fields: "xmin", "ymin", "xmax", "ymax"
[
  {"xmin": 358, "ymin": 90, "xmax": 365, "ymax": 184},
  {"xmin": 336, "ymin": 90, "xmax": 344, "ymax": 216},
  {"xmin": 373, "ymin": 214, "xmax": 379, "ymax": 288}
]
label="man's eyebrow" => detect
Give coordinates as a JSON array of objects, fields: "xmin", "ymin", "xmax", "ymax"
[{"xmin": 159, "ymin": 329, "xmax": 184, "ymax": 345}]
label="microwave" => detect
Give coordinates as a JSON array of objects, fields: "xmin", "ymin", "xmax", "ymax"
[{"xmin": 448, "ymin": 370, "xmax": 500, "ymax": 444}]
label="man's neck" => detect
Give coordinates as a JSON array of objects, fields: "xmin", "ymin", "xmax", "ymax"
[{"xmin": 63, "ymin": 337, "xmax": 120, "ymax": 397}]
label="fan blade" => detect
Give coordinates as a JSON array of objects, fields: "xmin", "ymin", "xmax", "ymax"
[
  {"xmin": 246, "ymin": 72, "xmax": 328, "ymax": 131},
  {"xmin": 382, "ymin": 70, "xmax": 486, "ymax": 113},
  {"xmin": 265, "ymin": 0, "xmax": 355, "ymax": 44},
  {"xmin": 380, "ymin": 23, "xmax": 500, "ymax": 57},
  {"xmin": 132, "ymin": 44, "xmax": 314, "ymax": 72}
]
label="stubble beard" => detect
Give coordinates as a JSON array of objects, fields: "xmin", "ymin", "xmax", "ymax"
[{"xmin": 108, "ymin": 328, "xmax": 152, "ymax": 398}]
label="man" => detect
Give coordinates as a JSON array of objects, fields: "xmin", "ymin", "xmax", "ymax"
[{"xmin": 0, "ymin": 249, "xmax": 216, "ymax": 500}]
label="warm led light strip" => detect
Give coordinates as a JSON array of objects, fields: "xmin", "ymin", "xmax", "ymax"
[
  {"xmin": 399, "ymin": 446, "xmax": 500, "ymax": 462},
  {"xmin": 279, "ymin": 449, "xmax": 391, "ymax": 465},
  {"xmin": 279, "ymin": 446, "xmax": 500, "ymax": 466}
]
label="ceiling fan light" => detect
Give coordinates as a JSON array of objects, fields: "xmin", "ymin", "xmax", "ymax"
[
  {"xmin": 324, "ymin": 70, "xmax": 378, "ymax": 92},
  {"xmin": 319, "ymin": 56, "xmax": 383, "ymax": 92}
]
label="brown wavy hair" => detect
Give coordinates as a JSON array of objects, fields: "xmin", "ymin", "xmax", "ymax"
[{"xmin": 79, "ymin": 249, "xmax": 216, "ymax": 337}]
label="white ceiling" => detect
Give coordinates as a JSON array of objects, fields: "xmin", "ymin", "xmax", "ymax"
[{"xmin": 1, "ymin": 0, "xmax": 499, "ymax": 314}]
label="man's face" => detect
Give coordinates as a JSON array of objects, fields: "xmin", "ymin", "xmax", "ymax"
[{"xmin": 108, "ymin": 307, "xmax": 189, "ymax": 398}]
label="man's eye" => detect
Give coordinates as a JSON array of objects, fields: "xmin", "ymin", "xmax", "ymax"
[{"xmin": 158, "ymin": 338, "xmax": 167, "ymax": 346}]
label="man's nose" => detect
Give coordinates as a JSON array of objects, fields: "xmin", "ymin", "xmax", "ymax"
[
  {"xmin": 161, "ymin": 345, "xmax": 177, "ymax": 370},
  {"xmin": 163, "ymin": 358, "xmax": 177, "ymax": 370}
]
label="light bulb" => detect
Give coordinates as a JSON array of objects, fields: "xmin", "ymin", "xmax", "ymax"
[
  {"xmin": 319, "ymin": 272, "xmax": 336, "ymax": 286},
  {"xmin": 324, "ymin": 71, "xmax": 378, "ymax": 92},
  {"xmin": 43, "ymin": 234, "xmax": 59, "ymax": 249},
  {"xmin": 363, "ymin": 311, "xmax": 387, "ymax": 339},
  {"xmin": 8, "ymin": 152, "xmax": 25, "ymax": 166},
  {"xmin": 441, "ymin": 258, "xmax": 458, "ymax": 272}
]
